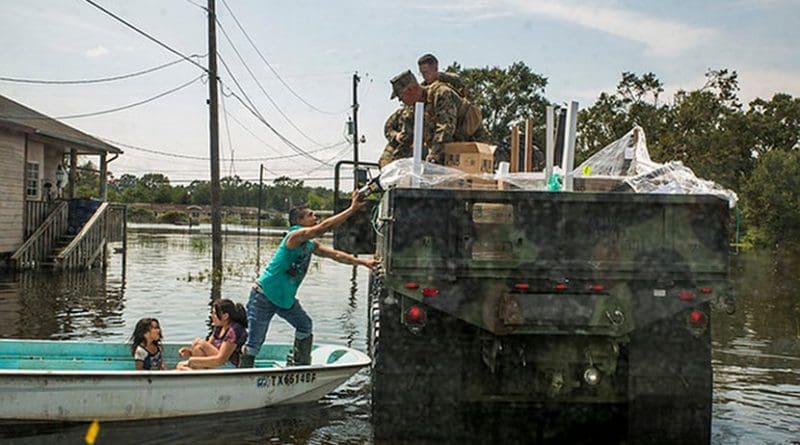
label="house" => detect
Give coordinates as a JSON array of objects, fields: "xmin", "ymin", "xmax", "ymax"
[{"xmin": 0, "ymin": 94, "xmax": 125, "ymax": 269}]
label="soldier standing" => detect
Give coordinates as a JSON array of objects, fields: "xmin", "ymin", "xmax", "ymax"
[
  {"xmin": 417, "ymin": 53, "xmax": 468, "ymax": 98},
  {"xmin": 389, "ymin": 70, "xmax": 487, "ymax": 164}
]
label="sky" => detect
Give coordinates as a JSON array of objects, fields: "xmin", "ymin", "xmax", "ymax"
[{"xmin": 1, "ymin": 0, "xmax": 798, "ymax": 187}]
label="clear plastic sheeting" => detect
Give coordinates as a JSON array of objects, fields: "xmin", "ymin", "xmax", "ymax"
[
  {"xmin": 378, "ymin": 158, "xmax": 494, "ymax": 189},
  {"xmin": 574, "ymin": 125, "xmax": 738, "ymax": 208},
  {"xmin": 623, "ymin": 161, "xmax": 739, "ymax": 207},
  {"xmin": 574, "ymin": 126, "xmax": 659, "ymax": 176}
]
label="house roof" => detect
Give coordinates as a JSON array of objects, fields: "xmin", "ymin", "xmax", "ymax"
[{"xmin": 0, "ymin": 94, "xmax": 122, "ymax": 154}]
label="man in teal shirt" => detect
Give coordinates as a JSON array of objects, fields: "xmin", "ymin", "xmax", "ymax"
[{"xmin": 240, "ymin": 193, "xmax": 378, "ymax": 367}]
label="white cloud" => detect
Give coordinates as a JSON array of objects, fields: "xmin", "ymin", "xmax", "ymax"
[
  {"xmin": 85, "ymin": 45, "xmax": 109, "ymax": 58},
  {"xmin": 737, "ymin": 68, "xmax": 800, "ymax": 103},
  {"xmin": 505, "ymin": 0, "xmax": 719, "ymax": 57}
]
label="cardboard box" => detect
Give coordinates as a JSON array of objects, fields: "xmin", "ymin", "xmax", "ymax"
[{"xmin": 444, "ymin": 142, "xmax": 495, "ymax": 174}]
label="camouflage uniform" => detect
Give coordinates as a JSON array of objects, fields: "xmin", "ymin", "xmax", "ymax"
[
  {"xmin": 421, "ymin": 81, "xmax": 488, "ymax": 163},
  {"xmin": 379, "ymin": 105, "xmax": 414, "ymax": 168},
  {"xmin": 421, "ymin": 71, "xmax": 468, "ymax": 98}
]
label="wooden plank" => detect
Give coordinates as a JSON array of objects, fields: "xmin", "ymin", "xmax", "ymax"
[
  {"xmin": 524, "ymin": 118, "xmax": 533, "ymax": 172},
  {"xmin": 510, "ymin": 125, "xmax": 520, "ymax": 173}
]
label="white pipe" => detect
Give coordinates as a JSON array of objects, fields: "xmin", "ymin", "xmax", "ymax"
[
  {"xmin": 545, "ymin": 105, "xmax": 554, "ymax": 182},
  {"xmin": 562, "ymin": 101, "xmax": 578, "ymax": 191},
  {"xmin": 412, "ymin": 101, "xmax": 424, "ymax": 188}
]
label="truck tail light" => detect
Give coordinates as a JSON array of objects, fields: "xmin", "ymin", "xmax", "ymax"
[
  {"xmin": 514, "ymin": 283, "xmax": 530, "ymax": 291},
  {"xmin": 699, "ymin": 287, "xmax": 712, "ymax": 294},
  {"xmin": 678, "ymin": 290, "xmax": 695, "ymax": 301},
  {"xmin": 555, "ymin": 283, "xmax": 567, "ymax": 291},
  {"xmin": 405, "ymin": 282, "xmax": 419, "ymax": 289},
  {"xmin": 404, "ymin": 305, "xmax": 427, "ymax": 334},
  {"xmin": 687, "ymin": 310, "xmax": 707, "ymax": 328},
  {"xmin": 421, "ymin": 287, "xmax": 439, "ymax": 298},
  {"xmin": 591, "ymin": 284, "xmax": 605, "ymax": 292}
]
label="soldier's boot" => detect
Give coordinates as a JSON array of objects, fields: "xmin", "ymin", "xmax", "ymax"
[
  {"xmin": 239, "ymin": 354, "xmax": 255, "ymax": 368},
  {"xmin": 292, "ymin": 335, "xmax": 313, "ymax": 366}
]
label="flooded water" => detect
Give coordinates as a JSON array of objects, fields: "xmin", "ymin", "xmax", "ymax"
[{"xmin": 0, "ymin": 230, "xmax": 798, "ymax": 444}]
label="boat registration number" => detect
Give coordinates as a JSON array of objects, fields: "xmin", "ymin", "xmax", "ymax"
[{"xmin": 257, "ymin": 371, "xmax": 317, "ymax": 388}]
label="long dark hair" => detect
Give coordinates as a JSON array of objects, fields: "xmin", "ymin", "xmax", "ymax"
[
  {"xmin": 213, "ymin": 299, "xmax": 248, "ymax": 328},
  {"xmin": 129, "ymin": 318, "xmax": 162, "ymax": 355}
]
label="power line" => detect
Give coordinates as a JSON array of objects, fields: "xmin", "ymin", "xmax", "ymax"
[
  {"xmin": 0, "ymin": 54, "xmax": 206, "ymax": 85},
  {"xmin": 101, "ymin": 137, "xmax": 345, "ymax": 162},
  {"xmin": 215, "ymin": 20, "xmax": 328, "ymax": 147},
  {"xmin": 0, "ymin": 76, "xmax": 204, "ymax": 120},
  {"xmin": 219, "ymin": 0, "xmax": 348, "ymax": 115},
  {"xmin": 82, "ymin": 0, "xmax": 208, "ymax": 74},
  {"xmin": 150, "ymin": 176, "xmax": 337, "ymax": 184},
  {"xmin": 216, "ymin": 56, "xmax": 330, "ymax": 165}
]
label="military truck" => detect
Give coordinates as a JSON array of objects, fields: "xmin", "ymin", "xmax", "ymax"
[{"xmin": 334, "ymin": 161, "xmax": 732, "ymax": 443}]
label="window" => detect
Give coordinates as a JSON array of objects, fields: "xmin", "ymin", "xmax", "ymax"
[{"xmin": 26, "ymin": 162, "xmax": 39, "ymax": 199}]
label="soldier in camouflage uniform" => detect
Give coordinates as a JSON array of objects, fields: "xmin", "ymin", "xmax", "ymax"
[
  {"xmin": 418, "ymin": 53, "xmax": 468, "ymax": 98},
  {"xmin": 379, "ymin": 105, "xmax": 414, "ymax": 168},
  {"xmin": 390, "ymin": 70, "xmax": 488, "ymax": 164}
]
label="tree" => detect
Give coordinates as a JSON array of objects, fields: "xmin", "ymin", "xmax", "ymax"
[
  {"xmin": 447, "ymin": 61, "xmax": 550, "ymax": 151},
  {"xmin": 741, "ymin": 149, "xmax": 800, "ymax": 248}
]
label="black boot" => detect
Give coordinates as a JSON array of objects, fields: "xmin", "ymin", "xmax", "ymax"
[
  {"xmin": 239, "ymin": 354, "xmax": 255, "ymax": 368},
  {"xmin": 292, "ymin": 335, "xmax": 313, "ymax": 366}
]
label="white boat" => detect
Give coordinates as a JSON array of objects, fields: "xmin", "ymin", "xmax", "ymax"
[{"xmin": 0, "ymin": 339, "xmax": 370, "ymax": 421}]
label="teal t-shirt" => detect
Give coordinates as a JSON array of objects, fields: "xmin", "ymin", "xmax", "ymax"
[{"xmin": 256, "ymin": 225, "xmax": 315, "ymax": 309}]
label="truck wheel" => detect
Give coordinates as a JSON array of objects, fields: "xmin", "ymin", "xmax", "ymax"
[
  {"xmin": 370, "ymin": 290, "xmax": 465, "ymax": 442},
  {"xmin": 627, "ymin": 303, "xmax": 712, "ymax": 444}
]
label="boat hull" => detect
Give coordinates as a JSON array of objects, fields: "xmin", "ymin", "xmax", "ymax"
[{"xmin": 0, "ymin": 340, "xmax": 369, "ymax": 421}]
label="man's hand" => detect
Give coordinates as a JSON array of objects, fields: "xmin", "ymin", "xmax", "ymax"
[
  {"xmin": 349, "ymin": 191, "xmax": 367, "ymax": 211},
  {"xmin": 361, "ymin": 257, "xmax": 380, "ymax": 271}
]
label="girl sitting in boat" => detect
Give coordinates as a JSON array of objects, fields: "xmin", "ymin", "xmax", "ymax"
[
  {"xmin": 177, "ymin": 299, "xmax": 248, "ymax": 370},
  {"xmin": 130, "ymin": 318, "xmax": 166, "ymax": 370}
]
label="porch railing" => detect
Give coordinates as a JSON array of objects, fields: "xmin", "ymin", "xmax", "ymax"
[
  {"xmin": 24, "ymin": 201, "xmax": 59, "ymax": 238},
  {"xmin": 10, "ymin": 201, "xmax": 69, "ymax": 268},
  {"xmin": 56, "ymin": 202, "xmax": 109, "ymax": 270}
]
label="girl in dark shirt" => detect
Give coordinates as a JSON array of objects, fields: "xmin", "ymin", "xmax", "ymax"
[
  {"xmin": 130, "ymin": 318, "xmax": 166, "ymax": 370},
  {"xmin": 177, "ymin": 299, "xmax": 248, "ymax": 370}
]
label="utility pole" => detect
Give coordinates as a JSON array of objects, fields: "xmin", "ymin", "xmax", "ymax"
[
  {"xmin": 352, "ymin": 72, "xmax": 360, "ymax": 172},
  {"xmin": 208, "ymin": 0, "xmax": 223, "ymax": 290}
]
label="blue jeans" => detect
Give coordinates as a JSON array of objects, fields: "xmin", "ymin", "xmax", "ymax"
[{"xmin": 244, "ymin": 288, "xmax": 312, "ymax": 356}]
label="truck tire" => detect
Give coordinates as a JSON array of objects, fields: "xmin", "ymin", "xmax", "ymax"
[
  {"xmin": 370, "ymin": 287, "xmax": 466, "ymax": 442},
  {"xmin": 627, "ymin": 303, "xmax": 712, "ymax": 444}
]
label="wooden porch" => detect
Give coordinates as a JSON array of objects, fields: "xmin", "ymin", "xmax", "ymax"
[{"xmin": 10, "ymin": 199, "xmax": 126, "ymax": 270}]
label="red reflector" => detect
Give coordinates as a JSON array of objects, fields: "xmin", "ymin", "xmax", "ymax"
[
  {"xmin": 555, "ymin": 283, "xmax": 567, "ymax": 291},
  {"xmin": 405, "ymin": 283, "xmax": 419, "ymax": 289},
  {"xmin": 591, "ymin": 284, "xmax": 604, "ymax": 292},
  {"xmin": 515, "ymin": 283, "xmax": 530, "ymax": 290},
  {"xmin": 688, "ymin": 310, "xmax": 707, "ymax": 327},
  {"xmin": 699, "ymin": 287, "xmax": 712, "ymax": 294},
  {"xmin": 405, "ymin": 305, "xmax": 427, "ymax": 324},
  {"xmin": 678, "ymin": 290, "xmax": 695, "ymax": 301},
  {"xmin": 421, "ymin": 287, "xmax": 439, "ymax": 297}
]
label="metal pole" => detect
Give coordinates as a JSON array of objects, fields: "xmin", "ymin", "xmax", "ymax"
[
  {"xmin": 352, "ymin": 72, "xmax": 360, "ymax": 172},
  {"xmin": 208, "ymin": 0, "xmax": 223, "ymax": 289},
  {"xmin": 256, "ymin": 164, "xmax": 263, "ymax": 273}
]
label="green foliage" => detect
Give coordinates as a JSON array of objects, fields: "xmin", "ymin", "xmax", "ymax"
[
  {"xmin": 127, "ymin": 205, "xmax": 156, "ymax": 223},
  {"xmin": 156, "ymin": 210, "xmax": 188, "ymax": 224},
  {"xmin": 265, "ymin": 215, "xmax": 287, "ymax": 227},
  {"xmin": 741, "ymin": 150, "xmax": 800, "ymax": 248},
  {"xmin": 447, "ymin": 61, "xmax": 550, "ymax": 148}
]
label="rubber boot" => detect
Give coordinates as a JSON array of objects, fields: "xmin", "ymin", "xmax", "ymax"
[
  {"xmin": 292, "ymin": 335, "xmax": 313, "ymax": 366},
  {"xmin": 239, "ymin": 353, "xmax": 255, "ymax": 368}
]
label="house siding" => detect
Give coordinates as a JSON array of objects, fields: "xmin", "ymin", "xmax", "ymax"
[{"xmin": 0, "ymin": 131, "xmax": 25, "ymax": 254}]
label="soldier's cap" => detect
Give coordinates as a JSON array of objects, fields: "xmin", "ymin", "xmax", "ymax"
[{"xmin": 390, "ymin": 70, "xmax": 418, "ymax": 99}]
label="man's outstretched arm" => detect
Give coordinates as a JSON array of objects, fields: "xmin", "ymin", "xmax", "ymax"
[
  {"xmin": 286, "ymin": 192, "xmax": 365, "ymax": 249},
  {"xmin": 313, "ymin": 242, "xmax": 379, "ymax": 270}
]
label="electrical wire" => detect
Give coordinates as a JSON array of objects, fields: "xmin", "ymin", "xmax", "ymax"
[
  {"xmin": 0, "ymin": 75, "xmax": 204, "ymax": 120},
  {"xmin": 0, "ymin": 54, "xmax": 206, "ymax": 85},
  {"xmin": 219, "ymin": 0, "xmax": 349, "ymax": 115},
  {"xmin": 215, "ymin": 20, "xmax": 329, "ymax": 147},
  {"xmin": 216, "ymin": 55, "xmax": 330, "ymax": 165},
  {"xmin": 82, "ymin": 0, "xmax": 208, "ymax": 73}
]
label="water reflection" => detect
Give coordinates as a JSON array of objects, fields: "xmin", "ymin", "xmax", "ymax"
[{"xmin": 0, "ymin": 270, "xmax": 125, "ymax": 339}]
